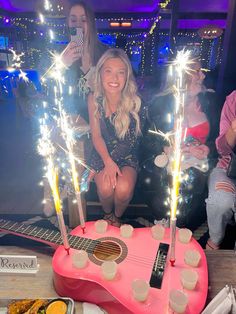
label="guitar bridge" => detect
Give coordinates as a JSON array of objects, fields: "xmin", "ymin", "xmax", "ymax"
[{"xmin": 149, "ymin": 243, "xmax": 169, "ymax": 289}]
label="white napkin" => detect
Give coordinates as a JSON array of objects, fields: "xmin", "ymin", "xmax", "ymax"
[
  {"xmin": 202, "ymin": 285, "xmax": 235, "ymax": 314},
  {"xmin": 231, "ymin": 287, "xmax": 236, "ymax": 314},
  {"xmin": 82, "ymin": 302, "xmax": 106, "ymax": 314}
]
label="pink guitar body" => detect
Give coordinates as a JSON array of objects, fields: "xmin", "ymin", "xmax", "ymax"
[{"xmin": 53, "ymin": 221, "xmax": 208, "ymax": 314}]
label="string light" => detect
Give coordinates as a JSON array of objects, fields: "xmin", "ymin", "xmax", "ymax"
[
  {"xmin": 0, "ymin": 11, "xmax": 224, "ymax": 73},
  {"xmin": 159, "ymin": 0, "xmax": 171, "ymax": 9},
  {"xmin": 149, "ymin": 16, "xmax": 161, "ymax": 35}
]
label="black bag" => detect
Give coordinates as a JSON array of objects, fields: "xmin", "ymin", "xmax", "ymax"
[{"xmin": 227, "ymin": 152, "xmax": 236, "ymax": 179}]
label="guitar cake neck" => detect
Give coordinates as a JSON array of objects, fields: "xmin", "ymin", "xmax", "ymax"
[{"xmin": 0, "ymin": 219, "xmax": 99, "ymax": 252}]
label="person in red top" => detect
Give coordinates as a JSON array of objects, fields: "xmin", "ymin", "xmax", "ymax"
[
  {"xmin": 206, "ymin": 90, "xmax": 236, "ymax": 249},
  {"xmin": 139, "ymin": 57, "xmax": 217, "ymax": 227}
]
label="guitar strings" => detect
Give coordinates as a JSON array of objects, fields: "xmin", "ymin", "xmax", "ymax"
[
  {"xmin": 0, "ymin": 221, "xmax": 168, "ymax": 267},
  {"xmin": 69, "ymin": 239, "xmax": 165, "ymax": 267}
]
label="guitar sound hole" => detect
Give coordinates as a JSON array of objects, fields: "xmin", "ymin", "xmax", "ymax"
[{"xmin": 93, "ymin": 241, "xmax": 121, "ymax": 261}]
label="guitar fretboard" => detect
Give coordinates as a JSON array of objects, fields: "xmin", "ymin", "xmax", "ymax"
[{"xmin": 0, "ymin": 219, "xmax": 100, "ymax": 253}]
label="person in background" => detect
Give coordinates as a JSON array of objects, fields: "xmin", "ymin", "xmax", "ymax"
[
  {"xmin": 60, "ymin": 0, "xmax": 107, "ymax": 123},
  {"xmin": 206, "ymin": 90, "xmax": 236, "ymax": 249},
  {"xmin": 87, "ymin": 48, "xmax": 146, "ymax": 226},
  {"xmin": 139, "ymin": 57, "xmax": 218, "ymax": 227},
  {"xmin": 43, "ymin": 0, "xmax": 106, "ymax": 217}
]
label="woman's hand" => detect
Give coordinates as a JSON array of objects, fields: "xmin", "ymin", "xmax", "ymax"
[
  {"xmin": 182, "ymin": 144, "xmax": 209, "ymax": 160},
  {"xmin": 103, "ymin": 159, "xmax": 122, "ymax": 188},
  {"xmin": 61, "ymin": 41, "xmax": 82, "ymax": 67}
]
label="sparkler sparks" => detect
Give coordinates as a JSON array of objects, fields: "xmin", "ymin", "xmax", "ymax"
[
  {"xmin": 44, "ymin": 0, "xmax": 51, "ymax": 11},
  {"xmin": 37, "ymin": 104, "xmax": 70, "ymax": 252},
  {"xmin": 39, "ymin": 13, "xmax": 45, "ymax": 24},
  {"xmin": 149, "ymin": 127, "xmax": 174, "ymax": 144},
  {"xmin": 9, "ymin": 49, "xmax": 25, "ymax": 69},
  {"xmin": 45, "ymin": 54, "xmax": 87, "ymax": 232},
  {"xmin": 18, "ymin": 69, "xmax": 29, "ymax": 83},
  {"xmin": 168, "ymin": 50, "xmax": 192, "ymax": 266},
  {"xmin": 41, "ymin": 49, "xmax": 68, "ymax": 81},
  {"xmin": 56, "ymin": 93, "xmax": 86, "ymax": 231},
  {"xmin": 7, "ymin": 49, "xmax": 29, "ymax": 83},
  {"xmin": 172, "ymin": 50, "xmax": 194, "ymax": 76}
]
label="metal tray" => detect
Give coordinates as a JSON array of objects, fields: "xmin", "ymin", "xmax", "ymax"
[{"xmin": 0, "ymin": 297, "xmax": 74, "ymax": 314}]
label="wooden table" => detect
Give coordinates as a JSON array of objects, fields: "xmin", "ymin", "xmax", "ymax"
[
  {"xmin": 0, "ymin": 247, "xmax": 235, "ymax": 312},
  {"xmin": 205, "ymin": 250, "xmax": 236, "ymax": 304},
  {"xmin": 0, "ymin": 246, "xmax": 84, "ymax": 313}
]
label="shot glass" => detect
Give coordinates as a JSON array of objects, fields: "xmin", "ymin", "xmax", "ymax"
[
  {"xmin": 120, "ymin": 224, "xmax": 134, "ymax": 238},
  {"xmin": 180, "ymin": 269, "xmax": 198, "ymax": 290},
  {"xmin": 72, "ymin": 250, "xmax": 88, "ymax": 269},
  {"xmin": 101, "ymin": 260, "xmax": 117, "ymax": 280},
  {"xmin": 131, "ymin": 279, "xmax": 150, "ymax": 302},
  {"xmin": 178, "ymin": 228, "xmax": 192, "ymax": 244},
  {"xmin": 95, "ymin": 219, "xmax": 108, "ymax": 234},
  {"xmin": 151, "ymin": 224, "xmax": 165, "ymax": 240},
  {"xmin": 169, "ymin": 289, "xmax": 188, "ymax": 313},
  {"xmin": 184, "ymin": 249, "xmax": 201, "ymax": 267}
]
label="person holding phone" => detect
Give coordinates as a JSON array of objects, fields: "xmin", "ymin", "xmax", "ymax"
[
  {"xmin": 61, "ymin": 0, "xmax": 106, "ymax": 123},
  {"xmin": 43, "ymin": 1, "xmax": 106, "ymax": 217}
]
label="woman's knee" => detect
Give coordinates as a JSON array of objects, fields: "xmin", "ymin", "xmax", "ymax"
[
  {"xmin": 96, "ymin": 182, "xmax": 114, "ymax": 200},
  {"xmin": 207, "ymin": 187, "xmax": 235, "ymax": 216},
  {"xmin": 115, "ymin": 181, "xmax": 134, "ymax": 203}
]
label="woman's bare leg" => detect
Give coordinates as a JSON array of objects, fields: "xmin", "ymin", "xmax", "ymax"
[
  {"xmin": 94, "ymin": 170, "xmax": 114, "ymax": 214},
  {"xmin": 114, "ymin": 166, "xmax": 137, "ymax": 218}
]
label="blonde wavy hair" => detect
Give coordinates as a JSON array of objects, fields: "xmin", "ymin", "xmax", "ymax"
[{"xmin": 93, "ymin": 48, "xmax": 141, "ymax": 139}]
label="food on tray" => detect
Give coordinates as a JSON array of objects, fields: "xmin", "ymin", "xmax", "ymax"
[
  {"xmin": 23, "ymin": 300, "xmax": 49, "ymax": 314},
  {"xmin": 7, "ymin": 299, "xmax": 68, "ymax": 314},
  {"xmin": 45, "ymin": 300, "xmax": 67, "ymax": 314},
  {"xmin": 7, "ymin": 299, "xmax": 35, "ymax": 314}
]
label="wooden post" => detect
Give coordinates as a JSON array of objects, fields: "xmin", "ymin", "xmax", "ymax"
[
  {"xmin": 217, "ymin": 0, "xmax": 236, "ymax": 98},
  {"xmin": 169, "ymin": 0, "xmax": 179, "ymax": 51}
]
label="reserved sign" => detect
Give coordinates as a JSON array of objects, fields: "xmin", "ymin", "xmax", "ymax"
[{"xmin": 0, "ymin": 255, "xmax": 39, "ymax": 274}]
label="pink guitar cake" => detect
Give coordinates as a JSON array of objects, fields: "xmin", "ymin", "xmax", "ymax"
[{"xmin": 0, "ymin": 219, "xmax": 208, "ymax": 314}]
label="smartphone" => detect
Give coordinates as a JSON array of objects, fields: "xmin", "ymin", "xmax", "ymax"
[{"xmin": 69, "ymin": 27, "xmax": 84, "ymax": 47}]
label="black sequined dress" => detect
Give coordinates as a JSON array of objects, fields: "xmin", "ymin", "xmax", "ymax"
[{"xmin": 88, "ymin": 100, "xmax": 147, "ymax": 172}]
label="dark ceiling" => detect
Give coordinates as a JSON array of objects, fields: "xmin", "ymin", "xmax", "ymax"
[
  {"xmin": 0, "ymin": 0, "xmax": 229, "ymax": 13},
  {"xmin": 0, "ymin": 0, "xmax": 230, "ymax": 30}
]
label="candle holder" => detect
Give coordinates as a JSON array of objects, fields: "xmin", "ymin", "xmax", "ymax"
[
  {"xmin": 76, "ymin": 191, "xmax": 86, "ymax": 233},
  {"xmin": 57, "ymin": 211, "xmax": 70, "ymax": 254},
  {"xmin": 170, "ymin": 217, "xmax": 177, "ymax": 266}
]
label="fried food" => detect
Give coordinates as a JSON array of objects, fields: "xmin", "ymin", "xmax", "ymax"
[
  {"xmin": 23, "ymin": 299, "xmax": 49, "ymax": 314},
  {"xmin": 7, "ymin": 299, "xmax": 68, "ymax": 314},
  {"xmin": 7, "ymin": 299, "xmax": 35, "ymax": 314}
]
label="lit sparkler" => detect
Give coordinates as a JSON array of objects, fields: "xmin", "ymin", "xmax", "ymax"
[
  {"xmin": 169, "ymin": 50, "xmax": 192, "ymax": 266},
  {"xmin": 38, "ymin": 110, "xmax": 70, "ymax": 253},
  {"xmin": 51, "ymin": 54, "xmax": 86, "ymax": 233}
]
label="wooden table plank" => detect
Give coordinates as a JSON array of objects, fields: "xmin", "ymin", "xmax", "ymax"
[{"xmin": 205, "ymin": 250, "xmax": 236, "ymax": 304}]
